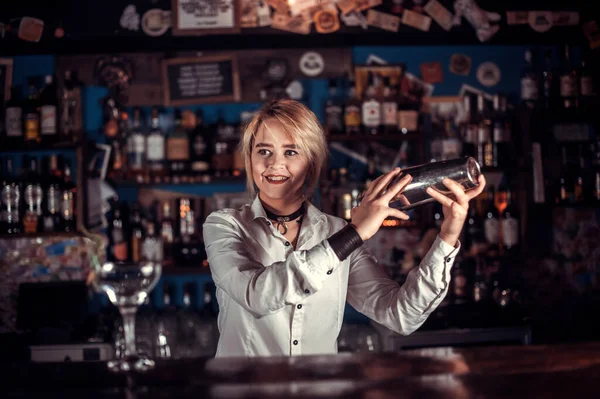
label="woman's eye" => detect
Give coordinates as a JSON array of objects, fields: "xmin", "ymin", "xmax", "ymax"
[
  {"xmin": 285, "ymin": 150, "xmax": 298, "ymax": 156},
  {"xmin": 257, "ymin": 149, "xmax": 271, "ymax": 156}
]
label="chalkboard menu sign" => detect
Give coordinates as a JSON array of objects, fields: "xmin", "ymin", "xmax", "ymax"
[
  {"xmin": 0, "ymin": 59, "xmax": 13, "ymax": 104},
  {"xmin": 162, "ymin": 55, "xmax": 240, "ymax": 106}
]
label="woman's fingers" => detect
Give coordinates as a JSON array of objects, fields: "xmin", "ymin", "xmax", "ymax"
[
  {"xmin": 364, "ymin": 168, "xmax": 402, "ymax": 201},
  {"xmin": 426, "ymin": 186, "xmax": 455, "ymax": 208},
  {"xmin": 388, "ymin": 208, "xmax": 410, "ymax": 220},
  {"xmin": 381, "ymin": 173, "xmax": 412, "ymax": 203},
  {"xmin": 466, "ymin": 175, "xmax": 487, "ymax": 200},
  {"xmin": 441, "ymin": 178, "xmax": 469, "ymax": 207}
]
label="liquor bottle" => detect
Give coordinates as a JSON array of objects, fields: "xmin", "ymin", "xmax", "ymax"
[
  {"xmin": 155, "ymin": 283, "xmax": 177, "ymax": 359},
  {"xmin": 4, "ymin": 86, "xmax": 23, "ymax": 146},
  {"xmin": 483, "ymin": 186, "xmax": 500, "ymax": 252},
  {"xmin": 23, "ymin": 77, "xmax": 41, "ymax": 144},
  {"xmin": 472, "ymin": 257, "xmax": 488, "ymax": 303},
  {"xmin": 102, "ymin": 97, "xmax": 120, "ymax": 140},
  {"xmin": 22, "ymin": 156, "xmax": 43, "ymax": 233},
  {"xmin": 593, "ymin": 140, "xmax": 600, "ymax": 202},
  {"xmin": 61, "ymin": 160, "xmax": 76, "ymax": 232},
  {"xmin": 574, "ymin": 144, "xmax": 586, "ymax": 203},
  {"xmin": 520, "ymin": 49, "xmax": 539, "ymax": 109},
  {"xmin": 501, "ymin": 184, "xmax": 519, "ymax": 246},
  {"xmin": 340, "ymin": 193, "xmax": 352, "ymax": 221},
  {"xmin": 464, "ymin": 199, "xmax": 485, "ymax": 254},
  {"xmin": 450, "ymin": 259, "xmax": 470, "ymax": 305},
  {"xmin": 344, "ymin": 74, "xmax": 361, "ymax": 135},
  {"xmin": 177, "ymin": 283, "xmax": 203, "ymax": 358},
  {"xmin": 579, "ymin": 54, "xmax": 596, "ymax": 116},
  {"xmin": 1, "ymin": 157, "xmax": 22, "ymax": 234},
  {"xmin": 42, "ymin": 155, "xmax": 62, "ymax": 232},
  {"xmin": 129, "ymin": 203, "xmax": 144, "ymax": 263},
  {"xmin": 362, "ymin": 71, "xmax": 381, "ymax": 136},
  {"xmin": 160, "ymin": 200, "xmax": 175, "ymax": 267},
  {"xmin": 190, "ymin": 109, "xmax": 210, "ymax": 178},
  {"xmin": 398, "ymin": 64, "xmax": 419, "ymax": 135},
  {"xmin": 325, "ymin": 78, "xmax": 343, "ymax": 136},
  {"xmin": 212, "ymin": 141, "xmax": 232, "ymax": 178},
  {"xmin": 476, "ymin": 94, "xmax": 493, "ymax": 168},
  {"xmin": 146, "ymin": 107, "xmax": 166, "ymax": 182},
  {"xmin": 109, "ymin": 205, "xmax": 128, "ymax": 262},
  {"xmin": 197, "ymin": 283, "xmax": 219, "ymax": 356},
  {"xmin": 492, "ymin": 94, "xmax": 508, "ymax": 169},
  {"xmin": 461, "ymin": 95, "xmax": 477, "ymax": 158},
  {"xmin": 166, "ymin": 109, "xmax": 190, "ymax": 184},
  {"xmin": 558, "ymin": 146, "xmax": 573, "ymax": 203},
  {"xmin": 381, "ymin": 76, "xmax": 398, "ymax": 135},
  {"xmin": 127, "ymin": 107, "xmax": 145, "ymax": 182},
  {"xmin": 541, "ymin": 49, "xmax": 555, "ymax": 112},
  {"xmin": 39, "ymin": 74, "xmax": 58, "ymax": 143},
  {"xmin": 60, "ymin": 69, "xmax": 83, "ymax": 141},
  {"xmin": 559, "ymin": 45, "xmax": 579, "ymax": 113},
  {"xmin": 141, "ymin": 220, "xmax": 163, "ymax": 262}
]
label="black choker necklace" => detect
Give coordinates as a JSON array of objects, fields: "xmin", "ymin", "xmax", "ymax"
[{"xmin": 263, "ymin": 203, "xmax": 305, "ymax": 235}]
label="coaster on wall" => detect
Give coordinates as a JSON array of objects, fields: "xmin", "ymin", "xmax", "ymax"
[
  {"xmin": 449, "ymin": 53, "xmax": 471, "ymax": 76},
  {"xmin": 142, "ymin": 9, "xmax": 171, "ymax": 37},
  {"xmin": 528, "ymin": 11, "xmax": 553, "ymax": 33},
  {"xmin": 299, "ymin": 52, "xmax": 325, "ymax": 77},
  {"xmin": 476, "ymin": 62, "xmax": 501, "ymax": 87},
  {"xmin": 120, "ymin": 5, "xmax": 140, "ymax": 31}
]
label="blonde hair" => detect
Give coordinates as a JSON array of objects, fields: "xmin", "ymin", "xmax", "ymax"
[{"xmin": 239, "ymin": 99, "xmax": 328, "ymax": 197}]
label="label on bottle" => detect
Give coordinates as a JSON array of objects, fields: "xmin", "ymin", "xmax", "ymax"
[
  {"xmin": 25, "ymin": 113, "xmax": 40, "ymax": 140},
  {"xmin": 465, "ymin": 125, "xmax": 477, "ymax": 143},
  {"xmin": 23, "ymin": 211, "xmax": 39, "ymax": 233},
  {"xmin": 24, "ymin": 184, "xmax": 43, "ymax": 214},
  {"xmin": 129, "ymin": 134, "xmax": 145, "ymax": 153},
  {"xmin": 5, "ymin": 107, "xmax": 23, "ymax": 137},
  {"xmin": 493, "ymin": 124, "xmax": 504, "ymax": 142},
  {"xmin": 484, "ymin": 217, "xmax": 499, "ymax": 244},
  {"xmin": 560, "ymin": 75, "xmax": 577, "ymax": 97},
  {"xmin": 43, "ymin": 215, "xmax": 56, "ymax": 232},
  {"xmin": 344, "ymin": 105, "xmax": 361, "ymax": 128},
  {"xmin": 325, "ymin": 105, "xmax": 343, "ymax": 132},
  {"xmin": 581, "ymin": 76, "xmax": 595, "ymax": 96},
  {"xmin": 47, "ymin": 185, "xmax": 60, "ymax": 213},
  {"xmin": 40, "ymin": 105, "xmax": 57, "ymax": 135},
  {"xmin": 193, "ymin": 136, "xmax": 207, "ymax": 156},
  {"xmin": 382, "ymin": 102, "xmax": 398, "ymax": 126},
  {"xmin": 501, "ymin": 216, "xmax": 519, "ymax": 247},
  {"xmin": 142, "ymin": 238, "xmax": 163, "ymax": 261},
  {"xmin": 521, "ymin": 77, "xmax": 539, "ymax": 100},
  {"xmin": 362, "ymin": 99, "xmax": 381, "ymax": 128},
  {"xmin": 167, "ymin": 138, "xmax": 190, "ymax": 161},
  {"xmin": 147, "ymin": 135, "xmax": 165, "ymax": 161},
  {"xmin": 61, "ymin": 191, "xmax": 74, "ymax": 221},
  {"xmin": 478, "ymin": 126, "xmax": 490, "ymax": 142},
  {"xmin": 398, "ymin": 110, "xmax": 418, "ymax": 131}
]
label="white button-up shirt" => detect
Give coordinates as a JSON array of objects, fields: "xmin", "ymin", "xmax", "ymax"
[{"xmin": 203, "ymin": 195, "xmax": 459, "ymax": 358}]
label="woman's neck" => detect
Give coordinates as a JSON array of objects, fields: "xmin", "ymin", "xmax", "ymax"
[{"xmin": 259, "ymin": 192, "xmax": 305, "ymax": 217}]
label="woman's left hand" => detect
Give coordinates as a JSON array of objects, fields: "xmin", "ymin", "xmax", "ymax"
[{"xmin": 426, "ymin": 174, "xmax": 487, "ymax": 247}]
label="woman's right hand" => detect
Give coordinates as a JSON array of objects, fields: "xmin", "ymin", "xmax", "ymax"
[{"xmin": 351, "ymin": 167, "xmax": 412, "ymax": 241}]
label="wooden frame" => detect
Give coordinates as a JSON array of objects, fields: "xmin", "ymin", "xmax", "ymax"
[
  {"xmin": 172, "ymin": 0, "xmax": 241, "ymax": 36},
  {"xmin": 0, "ymin": 58, "xmax": 13, "ymax": 103},
  {"xmin": 162, "ymin": 54, "xmax": 241, "ymax": 106}
]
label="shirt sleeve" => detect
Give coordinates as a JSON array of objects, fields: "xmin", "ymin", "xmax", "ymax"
[
  {"xmin": 202, "ymin": 211, "xmax": 341, "ymax": 318},
  {"xmin": 346, "ymin": 235, "xmax": 460, "ymax": 335}
]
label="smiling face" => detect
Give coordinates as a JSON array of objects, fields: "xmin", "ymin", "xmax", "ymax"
[{"xmin": 251, "ymin": 118, "xmax": 310, "ymax": 209}]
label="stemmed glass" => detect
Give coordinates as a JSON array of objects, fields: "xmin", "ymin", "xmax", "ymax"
[{"xmin": 92, "ymin": 260, "xmax": 162, "ymax": 372}]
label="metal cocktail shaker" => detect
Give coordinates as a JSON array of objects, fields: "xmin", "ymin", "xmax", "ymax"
[{"xmin": 379, "ymin": 157, "xmax": 482, "ymax": 210}]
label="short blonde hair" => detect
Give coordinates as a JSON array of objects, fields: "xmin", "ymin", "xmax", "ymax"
[{"xmin": 239, "ymin": 100, "xmax": 328, "ymax": 197}]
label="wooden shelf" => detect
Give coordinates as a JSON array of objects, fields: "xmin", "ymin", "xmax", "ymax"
[
  {"xmin": 0, "ymin": 139, "xmax": 82, "ymax": 153},
  {"xmin": 110, "ymin": 176, "xmax": 246, "ymax": 186},
  {"xmin": 162, "ymin": 267, "xmax": 211, "ymax": 276},
  {"xmin": 328, "ymin": 133, "xmax": 421, "ymax": 142},
  {"xmin": 0, "ymin": 231, "xmax": 80, "ymax": 240}
]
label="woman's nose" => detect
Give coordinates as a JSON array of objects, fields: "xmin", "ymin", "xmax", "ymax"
[{"xmin": 269, "ymin": 153, "xmax": 286, "ymax": 168}]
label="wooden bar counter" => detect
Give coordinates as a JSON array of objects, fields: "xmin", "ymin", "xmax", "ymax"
[{"xmin": 2, "ymin": 342, "xmax": 600, "ymax": 398}]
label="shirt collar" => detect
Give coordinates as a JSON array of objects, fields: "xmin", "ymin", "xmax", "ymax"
[{"xmin": 249, "ymin": 195, "xmax": 327, "ymax": 225}]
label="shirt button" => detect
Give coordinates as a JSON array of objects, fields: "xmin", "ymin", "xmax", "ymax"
[
  {"xmin": 327, "ymin": 270, "xmax": 332, "ymax": 275},
  {"xmin": 304, "ymin": 289, "xmax": 310, "ymax": 294},
  {"xmin": 446, "ymin": 258, "xmax": 452, "ymax": 263},
  {"xmin": 266, "ymin": 221, "xmax": 271, "ymax": 226},
  {"xmin": 293, "ymin": 340, "xmax": 298, "ymax": 345},
  {"xmin": 285, "ymin": 241, "xmax": 291, "ymax": 246},
  {"xmin": 297, "ymin": 304, "xmax": 302, "ymax": 309}
]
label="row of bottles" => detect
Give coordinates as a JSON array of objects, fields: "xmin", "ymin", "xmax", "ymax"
[
  {"xmin": 1, "ymin": 71, "xmax": 83, "ymax": 146},
  {"xmin": 556, "ymin": 142, "xmax": 600, "ymax": 204},
  {"xmin": 0, "ymin": 154, "xmax": 76, "ymax": 235},
  {"xmin": 114, "ymin": 282, "xmax": 218, "ymax": 359},
  {"xmin": 108, "ymin": 198, "xmax": 207, "ymax": 268},
  {"xmin": 520, "ymin": 45, "xmax": 597, "ymax": 117},
  {"xmin": 458, "ymin": 93, "xmax": 513, "ymax": 170},
  {"xmin": 104, "ymin": 106, "xmax": 246, "ymax": 184},
  {"xmin": 324, "ymin": 68, "xmax": 422, "ymax": 137}
]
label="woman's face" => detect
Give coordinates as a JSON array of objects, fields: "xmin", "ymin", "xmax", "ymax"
[{"xmin": 251, "ymin": 118, "xmax": 310, "ymax": 204}]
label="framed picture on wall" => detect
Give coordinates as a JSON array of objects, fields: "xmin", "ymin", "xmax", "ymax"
[
  {"xmin": 0, "ymin": 58, "xmax": 13, "ymax": 103},
  {"xmin": 172, "ymin": 0, "xmax": 241, "ymax": 36}
]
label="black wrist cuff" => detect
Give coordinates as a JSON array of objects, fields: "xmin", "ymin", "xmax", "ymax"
[{"xmin": 328, "ymin": 224, "xmax": 364, "ymax": 261}]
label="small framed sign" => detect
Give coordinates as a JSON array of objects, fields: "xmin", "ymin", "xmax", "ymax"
[
  {"xmin": 0, "ymin": 58, "xmax": 13, "ymax": 103},
  {"xmin": 172, "ymin": 0, "xmax": 241, "ymax": 36},
  {"xmin": 162, "ymin": 55, "xmax": 241, "ymax": 106}
]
